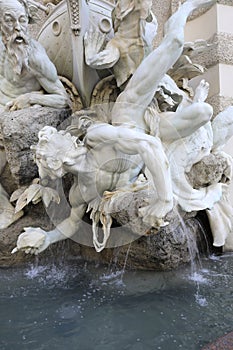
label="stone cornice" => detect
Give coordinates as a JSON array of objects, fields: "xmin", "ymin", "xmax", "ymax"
[
  {"xmin": 190, "ymin": 32, "xmax": 233, "ymax": 68},
  {"xmin": 171, "ymin": 0, "xmax": 233, "ymax": 18},
  {"xmin": 217, "ymin": 0, "xmax": 233, "ymax": 5},
  {"xmin": 207, "ymin": 94, "xmax": 233, "ymax": 116}
]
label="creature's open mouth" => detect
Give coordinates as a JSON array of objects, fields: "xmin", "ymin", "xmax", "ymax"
[{"xmin": 14, "ymin": 36, "xmax": 25, "ymax": 44}]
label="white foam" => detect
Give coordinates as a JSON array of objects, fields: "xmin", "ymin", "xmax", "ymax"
[
  {"xmin": 189, "ymin": 272, "xmax": 209, "ymax": 284},
  {"xmin": 195, "ymin": 292, "xmax": 208, "ymax": 307},
  {"xmin": 25, "ymin": 265, "xmax": 46, "ymax": 279}
]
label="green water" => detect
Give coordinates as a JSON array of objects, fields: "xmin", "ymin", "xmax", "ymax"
[{"xmin": 0, "ymin": 253, "xmax": 233, "ymax": 350}]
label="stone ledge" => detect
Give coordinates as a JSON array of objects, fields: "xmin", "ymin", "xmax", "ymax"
[
  {"xmin": 190, "ymin": 33, "xmax": 233, "ymax": 69},
  {"xmin": 207, "ymin": 94, "xmax": 233, "ymax": 116},
  {"xmin": 172, "ymin": 0, "xmax": 218, "ymax": 18}
]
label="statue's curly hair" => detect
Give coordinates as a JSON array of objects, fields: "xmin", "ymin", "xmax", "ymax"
[{"xmin": 35, "ymin": 126, "xmax": 79, "ymax": 162}]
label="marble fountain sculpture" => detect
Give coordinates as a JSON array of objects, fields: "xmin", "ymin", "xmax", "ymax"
[{"xmin": 0, "ymin": 0, "xmax": 233, "ymax": 269}]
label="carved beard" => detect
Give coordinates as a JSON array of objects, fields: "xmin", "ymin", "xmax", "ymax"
[{"xmin": 5, "ymin": 32, "xmax": 30, "ymax": 75}]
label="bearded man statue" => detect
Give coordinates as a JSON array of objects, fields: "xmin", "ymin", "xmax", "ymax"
[{"xmin": 0, "ymin": 0, "xmax": 70, "ymax": 228}]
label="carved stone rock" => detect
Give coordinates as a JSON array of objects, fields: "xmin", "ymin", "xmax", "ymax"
[
  {"xmin": 0, "ymin": 106, "xmax": 71, "ymax": 187},
  {"xmin": 187, "ymin": 153, "xmax": 230, "ymax": 189},
  {"xmin": 0, "ymin": 190, "xmax": 213, "ymax": 270},
  {"xmin": 70, "ymin": 208, "xmax": 214, "ymax": 271}
]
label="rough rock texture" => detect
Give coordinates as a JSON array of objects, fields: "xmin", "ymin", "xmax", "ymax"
[
  {"xmin": 151, "ymin": 0, "xmax": 171, "ymax": 47},
  {"xmin": 186, "ymin": 33, "xmax": 233, "ymax": 73},
  {"xmin": 0, "ymin": 203, "xmax": 51, "ymax": 267},
  {"xmin": 71, "ymin": 209, "xmax": 215, "ymax": 271},
  {"xmin": 208, "ymin": 95, "xmax": 233, "ymax": 117},
  {"xmin": 187, "ymin": 153, "xmax": 230, "ymax": 189},
  {"xmin": 216, "ymin": 0, "xmax": 233, "ymax": 5},
  {"xmin": 0, "ymin": 202, "xmax": 77, "ymax": 267},
  {"xmin": 0, "ymin": 189, "xmax": 216, "ymax": 270},
  {"xmin": 0, "ymin": 106, "xmax": 71, "ymax": 187}
]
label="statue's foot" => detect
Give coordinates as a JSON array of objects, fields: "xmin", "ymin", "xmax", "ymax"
[
  {"xmin": 193, "ymin": 79, "xmax": 210, "ymax": 103},
  {"xmin": 0, "ymin": 207, "xmax": 23, "ymax": 229}
]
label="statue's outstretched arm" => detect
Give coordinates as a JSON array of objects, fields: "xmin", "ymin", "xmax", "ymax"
[
  {"xmin": 28, "ymin": 76, "xmax": 70, "ymax": 109},
  {"xmin": 12, "ymin": 204, "xmax": 86, "ymax": 255}
]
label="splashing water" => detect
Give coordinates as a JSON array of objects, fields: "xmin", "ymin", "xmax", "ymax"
[
  {"xmin": 1, "ymin": 254, "xmax": 233, "ymax": 350},
  {"xmin": 189, "ymin": 271, "xmax": 210, "ymax": 307},
  {"xmin": 175, "ymin": 211, "xmax": 200, "ymax": 274},
  {"xmin": 189, "ymin": 271, "xmax": 209, "ymax": 284}
]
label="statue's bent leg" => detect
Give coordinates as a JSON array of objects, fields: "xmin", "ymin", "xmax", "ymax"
[{"xmin": 159, "ymin": 102, "xmax": 213, "ymax": 143}]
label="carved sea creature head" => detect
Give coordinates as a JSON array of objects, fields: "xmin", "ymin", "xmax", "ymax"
[{"xmin": 33, "ymin": 126, "xmax": 79, "ymax": 180}]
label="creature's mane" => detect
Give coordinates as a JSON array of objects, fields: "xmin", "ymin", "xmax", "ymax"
[{"xmin": 35, "ymin": 126, "xmax": 78, "ymax": 161}]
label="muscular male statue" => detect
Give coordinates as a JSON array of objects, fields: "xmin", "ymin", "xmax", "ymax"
[
  {"xmin": 0, "ymin": 0, "xmax": 70, "ymax": 229},
  {"xmin": 12, "ymin": 0, "xmax": 217, "ymax": 254},
  {"xmin": 85, "ymin": 0, "xmax": 157, "ymax": 88}
]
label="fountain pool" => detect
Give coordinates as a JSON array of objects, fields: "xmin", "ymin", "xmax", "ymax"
[{"xmin": 0, "ymin": 253, "xmax": 233, "ymax": 350}]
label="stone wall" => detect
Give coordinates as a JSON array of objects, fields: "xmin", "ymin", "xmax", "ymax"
[
  {"xmin": 182, "ymin": 1, "xmax": 233, "ymax": 200},
  {"xmin": 151, "ymin": 0, "xmax": 171, "ymax": 46}
]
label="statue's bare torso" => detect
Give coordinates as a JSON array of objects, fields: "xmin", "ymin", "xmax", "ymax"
[{"xmin": 0, "ymin": 38, "xmax": 67, "ymax": 107}]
